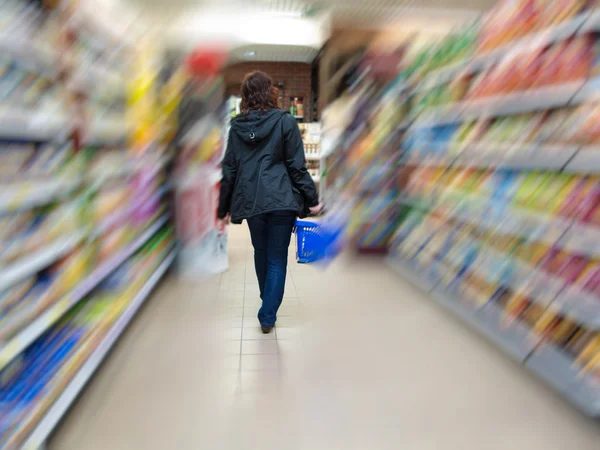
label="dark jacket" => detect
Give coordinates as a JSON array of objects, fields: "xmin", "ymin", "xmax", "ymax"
[{"xmin": 218, "ymin": 109, "xmax": 318, "ymax": 224}]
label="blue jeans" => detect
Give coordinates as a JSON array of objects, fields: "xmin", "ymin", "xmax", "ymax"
[{"xmin": 247, "ymin": 211, "xmax": 296, "ymax": 326}]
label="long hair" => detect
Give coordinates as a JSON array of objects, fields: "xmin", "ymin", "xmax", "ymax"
[{"xmin": 240, "ymin": 71, "xmax": 279, "ymax": 114}]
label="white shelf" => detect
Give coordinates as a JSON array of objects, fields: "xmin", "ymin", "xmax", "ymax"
[
  {"xmin": 0, "ymin": 34, "xmax": 57, "ymax": 75},
  {"xmin": 413, "ymin": 80, "xmax": 585, "ymax": 128},
  {"xmin": 0, "ymin": 232, "xmax": 85, "ymax": 293},
  {"xmin": 453, "ymin": 143, "xmax": 578, "ymax": 170},
  {"xmin": 463, "ymin": 81, "xmax": 584, "ymax": 119},
  {"xmin": 526, "ymin": 340, "xmax": 600, "ymax": 417},
  {"xmin": 84, "ymin": 117, "xmax": 130, "ymax": 145},
  {"xmin": 18, "ymin": 248, "xmax": 176, "ymax": 450},
  {"xmin": 0, "ymin": 215, "xmax": 169, "ymax": 371},
  {"xmin": 305, "ymin": 154, "xmax": 321, "ymax": 161},
  {"xmin": 387, "ymin": 254, "xmax": 599, "ymax": 415},
  {"xmin": 564, "ymin": 146, "xmax": 600, "ymax": 173},
  {"xmin": 387, "ymin": 255, "xmax": 538, "ymax": 361},
  {"xmin": 551, "ymin": 284, "xmax": 600, "ymax": 329},
  {"xmin": 0, "ymin": 178, "xmax": 82, "ymax": 216},
  {"xmin": 0, "ymin": 108, "xmax": 69, "ymax": 141}
]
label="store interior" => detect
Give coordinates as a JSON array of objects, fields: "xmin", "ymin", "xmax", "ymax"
[{"xmin": 2, "ymin": 0, "xmax": 600, "ymax": 449}]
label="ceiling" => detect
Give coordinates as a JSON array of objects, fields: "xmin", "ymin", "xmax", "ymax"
[
  {"xmin": 91, "ymin": 0, "xmax": 499, "ymax": 62},
  {"xmin": 229, "ymin": 44, "xmax": 320, "ymax": 63},
  {"xmin": 125, "ymin": 0, "xmax": 496, "ymax": 19}
]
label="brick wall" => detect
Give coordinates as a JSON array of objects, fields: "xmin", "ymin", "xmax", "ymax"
[{"xmin": 222, "ymin": 62, "xmax": 314, "ymax": 122}]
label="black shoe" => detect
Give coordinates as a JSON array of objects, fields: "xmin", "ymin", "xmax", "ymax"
[{"xmin": 261, "ymin": 325, "xmax": 273, "ymax": 334}]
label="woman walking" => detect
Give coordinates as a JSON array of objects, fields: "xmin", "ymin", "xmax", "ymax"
[{"xmin": 217, "ymin": 71, "xmax": 322, "ymax": 333}]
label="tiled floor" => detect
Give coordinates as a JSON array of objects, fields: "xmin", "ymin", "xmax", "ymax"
[{"xmin": 50, "ymin": 225, "xmax": 600, "ymax": 450}]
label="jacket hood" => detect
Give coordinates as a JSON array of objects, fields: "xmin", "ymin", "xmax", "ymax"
[{"xmin": 231, "ymin": 109, "xmax": 287, "ymax": 145}]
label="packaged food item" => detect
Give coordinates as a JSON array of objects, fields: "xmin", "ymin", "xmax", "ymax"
[
  {"xmin": 580, "ymin": 184, "xmax": 600, "ymax": 225},
  {"xmin": 540, "ymin": 248, "xmax": 571, "ymax": 275},
  {"xmin": 558, "ymin": 176, "xmax": 598, "ymax": 218},
  {"xmin": 578, "ymin": 261, "xmax": 600, "ymax": 295},
  {"xmin": 0, "ymin": 276, "xmax": 54, "ymax": 342},
  {"xmin": 528, "ymin": 173, "xmax": 574, "ymax": 211},
  {"xmin": 94, "ymin": 186, "xmax": 130, "ymax": 223},
  {"xmin": 544, "ymin": 0, "xmax": 587, "ymax": 28},
  {"xmin": 557, "ymin": 35, "xmax": 594, "ymax": 83},
  {"xmin": 0, "ymin": 278, "xmax": 35, "ymax": 315},
  {"xmin": 0, "ymin": 212, "xmax": 34, "ymax": 243},
  {"xmin": 532, "ymin": 42, "xmax": 569, "ymax": 88},
  {"xmin": 512, "ymin": 172, "xmax": 552, "ymax": 206},
  {"xmin": 556, "ymin": 255, "xmax": 589, "ymax": 284},
  {"xmin": 572, "ymin": 100, "xmax": 600, "ymax": 145}
]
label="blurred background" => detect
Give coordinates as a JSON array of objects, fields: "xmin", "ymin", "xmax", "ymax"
[{"xmin": 2, "ymin": 0, "xmax": 600, "ymax": 449}]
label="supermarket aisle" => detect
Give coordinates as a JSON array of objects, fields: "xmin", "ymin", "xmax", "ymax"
[{"xmin": 50, "ymin": 226, "xmax": 600, "ymax": 450}]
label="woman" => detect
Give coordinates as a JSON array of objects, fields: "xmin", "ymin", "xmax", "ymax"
[{"xmin": 217, "ymin": 71, "xmax": 322, "ymax": 333}]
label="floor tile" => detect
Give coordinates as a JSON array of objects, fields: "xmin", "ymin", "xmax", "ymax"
[
  {"xmin": 242, "ymin": 326, "xmax": 277, "ymax": 340},
  {"xmin": 50, "ymin": 230, "xmax": 600, "ymax": 450},
  {"xmin": 242, "ymin": 340, "xmax": 279, "ymax": 355},
  {"xmin": 240, "ymin": 354, "xmax": 280, "ymax": 371}
]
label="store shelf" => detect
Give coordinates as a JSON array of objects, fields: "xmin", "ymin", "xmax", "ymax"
[
  {"xmin": 413, "ymin": 81, "xmax": 585, "ymax": 128},
  {"xmin": 557, "ymin": 222, "xmax": 600, "ymax": 257},
  {"xmin": 461, "ymin": 81, "xmax": 585, "ymax": 119},
  {"xmin": 18, "ymin": 248, "xmax": 176, "ymax": 450},
  {"xmin": 305, "ymin": 155, "xmax": 321, "ymax": 161},
  {"xmin": 550, "ymin": 284, "xmax": 600, "ymax": 329},
  {"xmin": 0, "ymin": 215, "xmax": 168, "ymax": 371},
  {"xmin": 0, "ymin": 108, "xmax": 68, "ymax": 141},
  {"xmin": 388, "ymin": 255, "xmax": 540, "ymax": 362},
  {"xmin": 0, "ymin": 34, "xmax": 56, "ymax": 74},
  {"xmin": 84, "ymin": 117, "xmax": 130, "ymax": 145},
  {"xmin": 0, "ymin": 232, "xmax": 85, "ymax": 293},
  {"xmin": 0, "ymin": 178, "xmax": 82, "ymax": 216},
  {"xmin": 431, "ymin": 273, "xmax": 535, "ymax": 362},
  {"xmin": 578, "ymin": 8, "xmax": 600, "ymax": 33},
  {"xmin": 386, "ymin": 255, "xmax": 438, "ymax": 293},
  {"xmin": 570, "ymin": 76, "xmax": 600, "ymax": 105},
  {"xmin": 468, "ymin": 292, "xmax": 538, "ymax": 362},
  {"xmin": 454, "ymin": 144, "xmax": 578, "ymax": 171},
  {"xmin": 525, "ymin": 340, "xmax": 600, "ymax": 417},
  {"xmin": 564, "ymin": 146, "xmax": 600, "ymax": 173}
]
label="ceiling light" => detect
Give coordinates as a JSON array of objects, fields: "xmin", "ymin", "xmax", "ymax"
[{"xmin": 244, "ymin": 50, "xmax": 256, "ymax": 57}]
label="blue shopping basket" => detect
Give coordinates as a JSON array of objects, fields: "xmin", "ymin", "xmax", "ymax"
[{"xmin": 295, "ymin": 219, "xmax": 344, "ymax": 264}]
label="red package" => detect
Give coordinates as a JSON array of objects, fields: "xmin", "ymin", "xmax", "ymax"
[
  {"xmin": 582, "ymin": 263, "xmax": 600, "ymax": 295},
  {"xmin": 541, "ymin": 248, "xmax": 570, "ymax": 275},
  {"xmin": 532, "ymin": 42, "xmax": 568, "ymax": 88},
  {"xmin": 580, "ymin": 184, "xmax": 600, "ymax": 224},
  {"xmin": 557, "ymin": 35, "xmax": 594, "ymax": 84},
  {"xmin": 559, "ymin": 177, "xmax": 595, "ymax": 219},
  {"xmin": 557, "ymin": 255, "xmax": 590, "ymax": 284}
]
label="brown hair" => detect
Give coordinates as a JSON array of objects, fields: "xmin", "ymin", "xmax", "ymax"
[{"xmin": 240, "ymin": 71, "xmax": 279, "ymax": 114}]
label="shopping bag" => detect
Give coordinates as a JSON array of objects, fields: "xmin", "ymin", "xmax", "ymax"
[
  {"xmin": 175, "ymin": 165, "xmax": 228, "ymax": 279},
  {"xmin": 178, "ymin": 229, "xmax": 228, "ymax": 278}
]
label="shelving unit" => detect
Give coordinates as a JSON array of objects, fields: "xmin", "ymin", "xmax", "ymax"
[
  {"xmin": 387, "ymin": 254, "xmax": 600, "ymax": 415},
  {"xmin": 0, "ymin": 2, "xmax": 175, "ymax": 448},
  {"xmin": 18, "ymin": 249, "xmax": 177, "ymax": 450},
  {"xmin": 360, "ymin": 2, "xmax": 600, "ymax": 416},
  {"xmin": 299, "ymin": 123, "xmax": 322, "ymax": 184}
]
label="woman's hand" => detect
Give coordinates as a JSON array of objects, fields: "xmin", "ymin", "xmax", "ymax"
[
  {"xmin": 217, "ymin": 214, "xmax": 230, "ymax": 236},
  {"xmin": 309, "ymin": 203, "xmax": 324, "ymax": 216}
]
